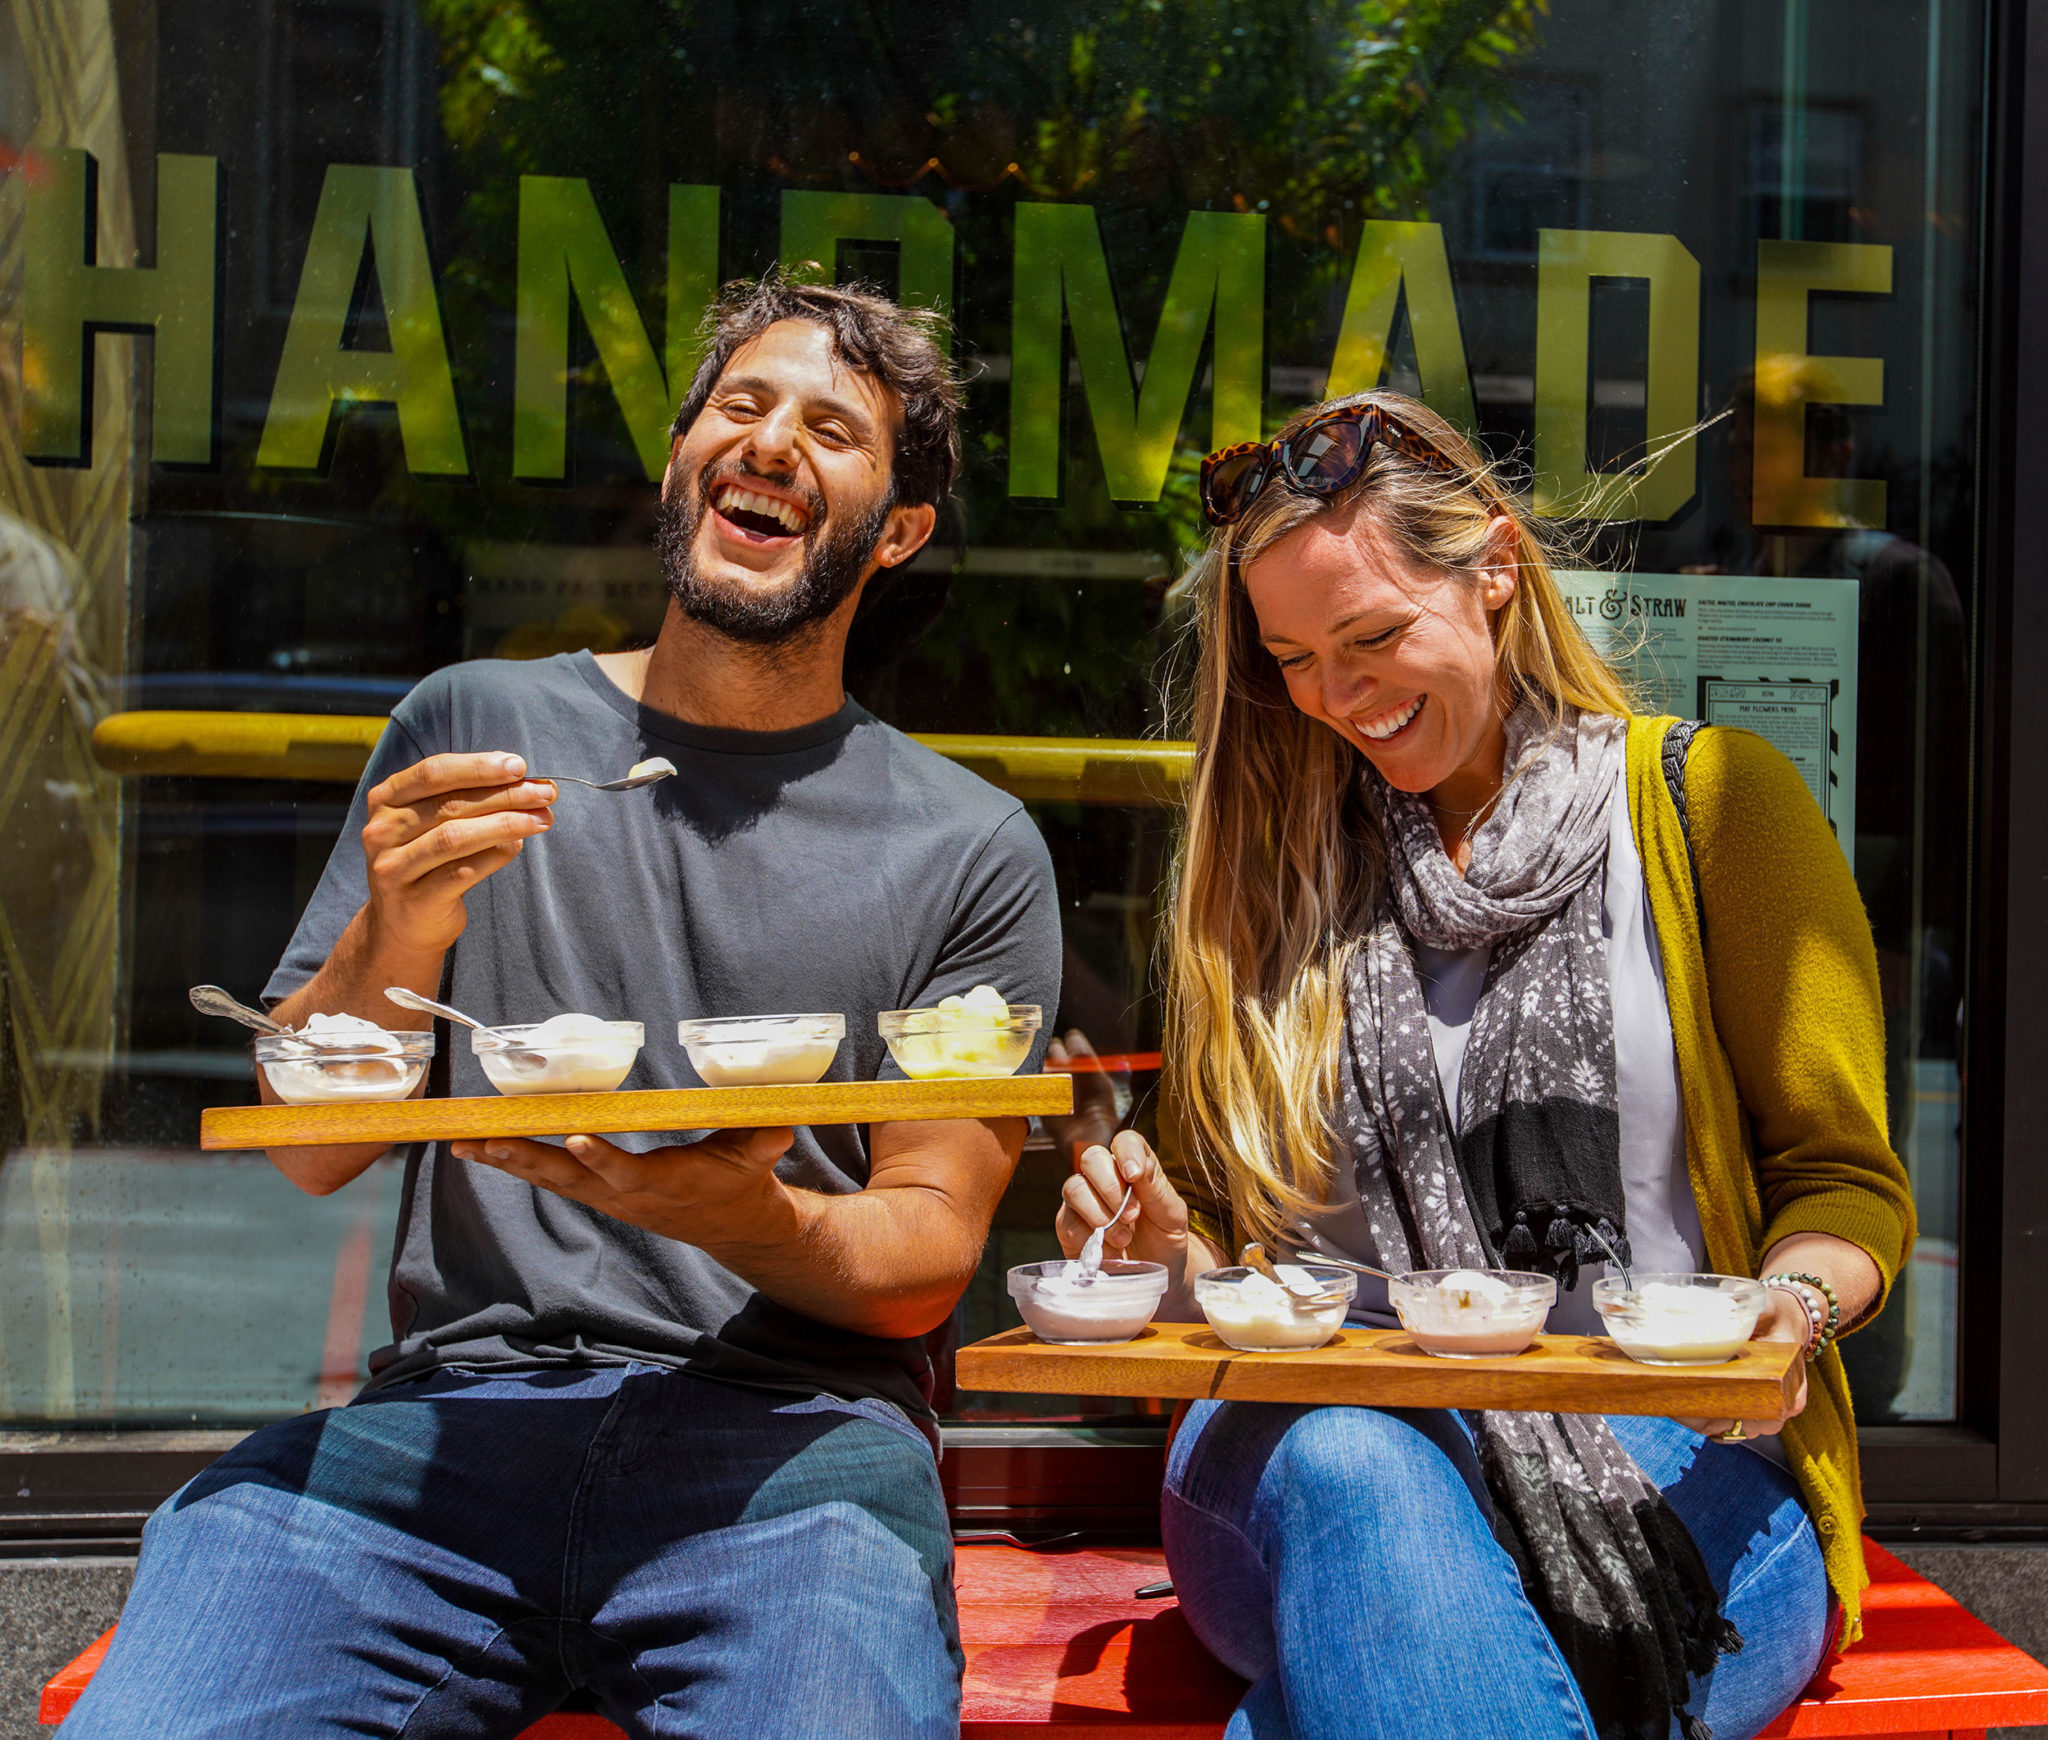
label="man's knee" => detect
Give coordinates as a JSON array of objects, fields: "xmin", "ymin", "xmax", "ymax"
[{"xmin": 746, "ymin": 1413, "xmax": 951, "ymax": 1577}]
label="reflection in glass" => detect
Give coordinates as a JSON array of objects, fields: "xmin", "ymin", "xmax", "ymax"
[{"xmin": 0, "ymin": 0, "xmax": 1981, "ymax": 1428}]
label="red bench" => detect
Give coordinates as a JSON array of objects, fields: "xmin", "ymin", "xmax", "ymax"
[{"xmin": 39, "ymin": 1539, "xmax": 2048, "ymax": 1736}]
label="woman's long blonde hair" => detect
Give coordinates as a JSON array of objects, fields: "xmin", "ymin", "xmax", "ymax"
[{"xmin": 1165, "ymin": 390, "xmax": 1636, "ymax": 1251}]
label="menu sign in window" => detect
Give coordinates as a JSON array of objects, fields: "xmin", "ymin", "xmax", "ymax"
[{"xmin": 1561, "ymin": 573, "xmax": 1860, "ymax": 864}]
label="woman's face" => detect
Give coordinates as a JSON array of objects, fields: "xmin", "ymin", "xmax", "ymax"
[{"xmin": 1240, "ymin": 500, "xmax": 1517, "ymax": 795}]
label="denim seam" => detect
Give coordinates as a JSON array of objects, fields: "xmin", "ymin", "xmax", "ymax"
[
  {"xmin": 1722, "ymin": 1505, "xmax": 1820, "ymax": 1604},
  {"xmin": 600, "ymin": 1647, "xmax": 670, "ymax": 1739},
  {"xmin": 1166, "ymin": 1476, "xmax": 1272, "ymax": 1575},
  {"xmin": 1164, "ymin": 1487, "xmax": 1278, "ymax": 1670},
  {"xmin": 389, "ymin": 1624, "xmax": 512, "ymax": 1739},
  {"xmin": 556, "ymin": 1374, "xmax": 638, "ymax": 1679}
]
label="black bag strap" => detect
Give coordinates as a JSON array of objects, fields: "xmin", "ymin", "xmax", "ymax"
[{"xmin": 1661, "ymin": 718, "xmax": 1706, "ymax": 921}]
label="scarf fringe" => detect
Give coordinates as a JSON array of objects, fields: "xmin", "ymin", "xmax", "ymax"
[{"xmin": 1501, "ymin": 1206, "xmax": 1633, "ymax": 1292}]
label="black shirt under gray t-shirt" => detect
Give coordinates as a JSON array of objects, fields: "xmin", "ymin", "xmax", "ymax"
[{"xmin": 266, "ymin": 651, "xmax": 1061, "ymax": 1437}]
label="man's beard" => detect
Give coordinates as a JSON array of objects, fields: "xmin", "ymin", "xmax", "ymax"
[{"xmin": 655, "ymin": 464, "xmax": 893, "ymax": 647}]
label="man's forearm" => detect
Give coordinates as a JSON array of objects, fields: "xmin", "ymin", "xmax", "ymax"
[
  {"xmin": 708, "ymin": 1179, "xmax": 989, "ymax": 1339},
  {"xmin": 261, "ymin": 905, "xmax": 448, "ymax": 1195},
  {"xmin": 672, "ymin": 1115, "xmax": 1023, "ymax": 1339}
]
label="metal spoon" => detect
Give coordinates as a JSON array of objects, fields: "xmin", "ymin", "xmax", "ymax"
[
  {"xmin": 531, "ymin": 758, "xmax": 676, "ymax": 793},
  {"xmin": 1076, "ymin": 1185, "xmax": 1135, "ymax": 1279},
  {"xmin": 383, "ymin": 987, "xmax": 490, "ymax": 1031},
  {"xmin": 384, "ymin": 987, "xmax": 545, "ymax": 1069},
  {"xmin": 189, "ymin": 984, "xmax": 293, "ymax": 1037},
  {"xmin": 1273, "ymin": 1246, "xmax": 1401, "ymax": 1286},
  {"xmin": 1241, "ymin": 1242, "xmax": 1347, "ymax": 1307},
  {"xmin": 1583, "ymin": 1223, "xmax": 1633, "ymax": 1289}
]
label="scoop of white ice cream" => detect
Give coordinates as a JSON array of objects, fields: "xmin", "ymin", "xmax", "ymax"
[
  {"xmin": 522, "ymin": 1012, "xmax": 619, "ymax": 1047},
  {"xmin": 1633, "ymin": 1281, "xmax": 1747, "ymax": 1318},
  {"xmin": 1229, "ymin": 1270, "xmax": 1292, "ymax": 1308},
  {"xmin": 1437, "ymin": 1269, "xmax": 1514, "ymax": 1313},
  {"xmin": 627, "ymin": 756, "xmax": 675, "ymax": 780},
  {"xmin": 284, "ymin": 1012, "xmax": 402, "ymax": 1055},
  {"xmin": 933, "ymin": 984, "xmax": 1010, "ymax": 1024}
]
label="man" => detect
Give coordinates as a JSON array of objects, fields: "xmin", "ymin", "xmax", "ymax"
[{"xmin": 64, "ymin": 278, "xmax": 1061, "ymax": 1738}]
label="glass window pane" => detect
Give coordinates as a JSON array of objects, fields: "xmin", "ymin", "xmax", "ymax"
[{"xmin": 0, "ymin": 0, "xmax": 1980, "ymax": 1433}]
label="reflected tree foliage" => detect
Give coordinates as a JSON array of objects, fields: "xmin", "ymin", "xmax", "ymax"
[{"xmin": 413, "ymin": 0, "xmax": 1548, "ymax": 737}]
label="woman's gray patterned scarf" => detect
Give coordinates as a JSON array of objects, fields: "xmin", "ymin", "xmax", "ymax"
[{"xmin": 1338, "ymin": 703, "xmax": 1738, "ymax": 1740}]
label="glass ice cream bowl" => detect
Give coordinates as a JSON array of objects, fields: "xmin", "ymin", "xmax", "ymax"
[
  {"xmin": 878, "ymin": 1003, "xmax": 1041, "ymax": 1079},
  {"xmin": 1592, "ymin": 1273, "xmax": 1768, "ymax": 1366},
  {"xmin": 1007, "ymin": 1259, "xmax": 1169, "ymax": 1344},
  {"xmin": 1194, "ymin": 1264, "xmax": 1357, "ymax": 1352},
  {"xmin": 471, "ymin": 1017, "xmax": 643, "ymax": 1095},
  {"xmin": 255, "ymin": 1028, "xmax": 434, "ymax": 1104},
  {"xmin": 1388, "ymin": 1268, "xmax": 1556, "ymax": 1359},
  {"xmin": 677, "ymin": 1014, "xmax": 845, "ymax": 1087}
]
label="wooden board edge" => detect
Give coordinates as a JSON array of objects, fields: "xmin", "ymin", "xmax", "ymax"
[
  {"xmin": 201, "ymin": 1073, "xmax": 1073, "ymax": 1150},
  {"xmin": 954, "ymin": 1328, "xmax": 1802, "ymax": 1418}
]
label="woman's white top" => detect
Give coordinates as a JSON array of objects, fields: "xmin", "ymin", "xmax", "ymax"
[{"xmin": 1292, "ymin": 777, "xmax": 1708, "ymax": 1329}]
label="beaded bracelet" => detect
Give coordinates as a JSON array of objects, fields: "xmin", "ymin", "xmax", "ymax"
[{"xmin": 1762, "ymin": 1271, "xmax": 1842, "ymax": 1361}]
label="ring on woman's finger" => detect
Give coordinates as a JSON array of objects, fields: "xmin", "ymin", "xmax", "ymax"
[{"xmin": 1712, "ymin": 1420, "xmax": 1748, "ymax": 1443}]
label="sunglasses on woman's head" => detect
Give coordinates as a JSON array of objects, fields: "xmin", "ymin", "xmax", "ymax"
[{"xmin": 1199, "ymin": 403, "xmax": 1461, "ymax": 527}]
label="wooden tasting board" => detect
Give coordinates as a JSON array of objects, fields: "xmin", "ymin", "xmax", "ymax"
[
  {"xmin": 955, "ymin": 1319, "xmax": 1803, "ymax": 1418},
  {"xmin": 200, "ymin": 1073, "xmax": 1073, "ymax": 1150}
]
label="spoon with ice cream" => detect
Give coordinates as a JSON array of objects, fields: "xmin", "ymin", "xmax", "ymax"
[
  {"xmin": 530, "ymin": 756, "xmax": 676, "ymax": 793},
  {"xmin": 1072, "ymin": 1185, "xmax": 1135, "ymax": 1282},
  {"xmin": 1242, "ymin": 1242, "xmax": 1349, "ymax": 1307}
]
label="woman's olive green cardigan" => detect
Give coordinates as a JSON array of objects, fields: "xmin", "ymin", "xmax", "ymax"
[
  {"xmin": 1626, "ymin": 714, "xmax": 1914, "ymax": 1644},
  {"xmin": 1172, "ymin": 716, "xmax": 1916, "ymax": 1644}
]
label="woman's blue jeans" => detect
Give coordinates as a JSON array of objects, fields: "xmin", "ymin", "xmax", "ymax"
[{"xmin": 1163, "ymin": 1402, "xmax": 1830, "ymax": 1740}]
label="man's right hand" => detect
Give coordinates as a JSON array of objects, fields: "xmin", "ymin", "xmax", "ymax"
[{"xmin": 361, "ymin": 753, "xmax": 556, "ymax": 958}]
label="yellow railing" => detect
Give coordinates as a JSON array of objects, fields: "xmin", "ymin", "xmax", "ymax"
[{"xmin": 89, "ymin": 711, "xmax": 1193, "ymax": 807}]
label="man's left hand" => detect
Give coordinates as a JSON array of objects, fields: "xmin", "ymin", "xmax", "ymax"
[
  {"xmin": 452, "ymin": 1126, "xmax": 795, "ymax": 1249},
  {"xmin": 1675, "ymin": 1286, "xmax": 1811, "ymax": 1441}
]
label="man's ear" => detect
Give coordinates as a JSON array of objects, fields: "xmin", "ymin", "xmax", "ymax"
[
  {"xmin": 661, "ymin": 431, "xmax": 689, "ymax": 500},
  {"xmin": 871, "ymin": 501, "xmax": 939, "ymax": 571}
]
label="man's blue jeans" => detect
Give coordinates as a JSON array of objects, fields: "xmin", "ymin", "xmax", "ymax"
[
  {"xmin": 60, "ymin": 1364, "xmax": 960, "ymax": 1738},
  {"xmin": 1164, "ymin": 1402, "xmax": 1830, "ymax": 1740}
]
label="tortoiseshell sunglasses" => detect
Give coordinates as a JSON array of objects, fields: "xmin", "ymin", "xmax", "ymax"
[{"xmin": 1199, "ymin": 403, "xmax": 1460, "ymax": 527}]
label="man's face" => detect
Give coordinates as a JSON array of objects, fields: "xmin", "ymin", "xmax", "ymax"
[{"xmin": 657, "ymin": 319, "xmax": 924, "ymax": 645}]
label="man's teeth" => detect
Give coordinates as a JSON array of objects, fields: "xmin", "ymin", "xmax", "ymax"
[
  {"xmin": 716, "ymin": 484, "xmax": 806, "ymax": 533},
  {"xmin": 1358, "ymin": 697, "xmax": 1423, "ymax": 740}
]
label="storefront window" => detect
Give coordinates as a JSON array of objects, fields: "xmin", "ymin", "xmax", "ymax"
[{"xmin": 0, "ymin": 0, "xmax": 1980, "ymax": 1429}]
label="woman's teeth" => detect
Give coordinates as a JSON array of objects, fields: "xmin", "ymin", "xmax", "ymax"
[
  {"xmin": 715, "ymin": 483, "xmax": 807, "ymax": 534},
  {"xmin": 1358, "ymin": 696, "xmax": 1423, "ymax": 741}
]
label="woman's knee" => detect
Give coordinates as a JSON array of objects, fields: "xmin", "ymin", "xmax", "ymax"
[{"xmin": 1265, "ymin": 1405, "xmax": 1483, "ymax": 1511}]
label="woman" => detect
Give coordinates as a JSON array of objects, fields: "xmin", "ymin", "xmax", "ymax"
[{"xmin": 1056, "ymin": 391, "xmax": 1914, "ymax": 1740}]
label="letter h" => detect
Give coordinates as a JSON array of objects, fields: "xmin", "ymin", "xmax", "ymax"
[{"xmin": 23, "ymin": 149, "xmax": 220, "ymax": 466}]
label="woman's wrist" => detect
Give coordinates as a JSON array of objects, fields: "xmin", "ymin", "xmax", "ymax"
[{"xmin": 1762, "ymin": 1275, "xmax": 1836, "ymax": 1360}]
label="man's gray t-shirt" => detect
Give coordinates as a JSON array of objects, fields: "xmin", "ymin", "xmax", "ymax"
[{"xmin": 265, "ymin": 650, "xmax": 1061, "ymax": 1436}]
